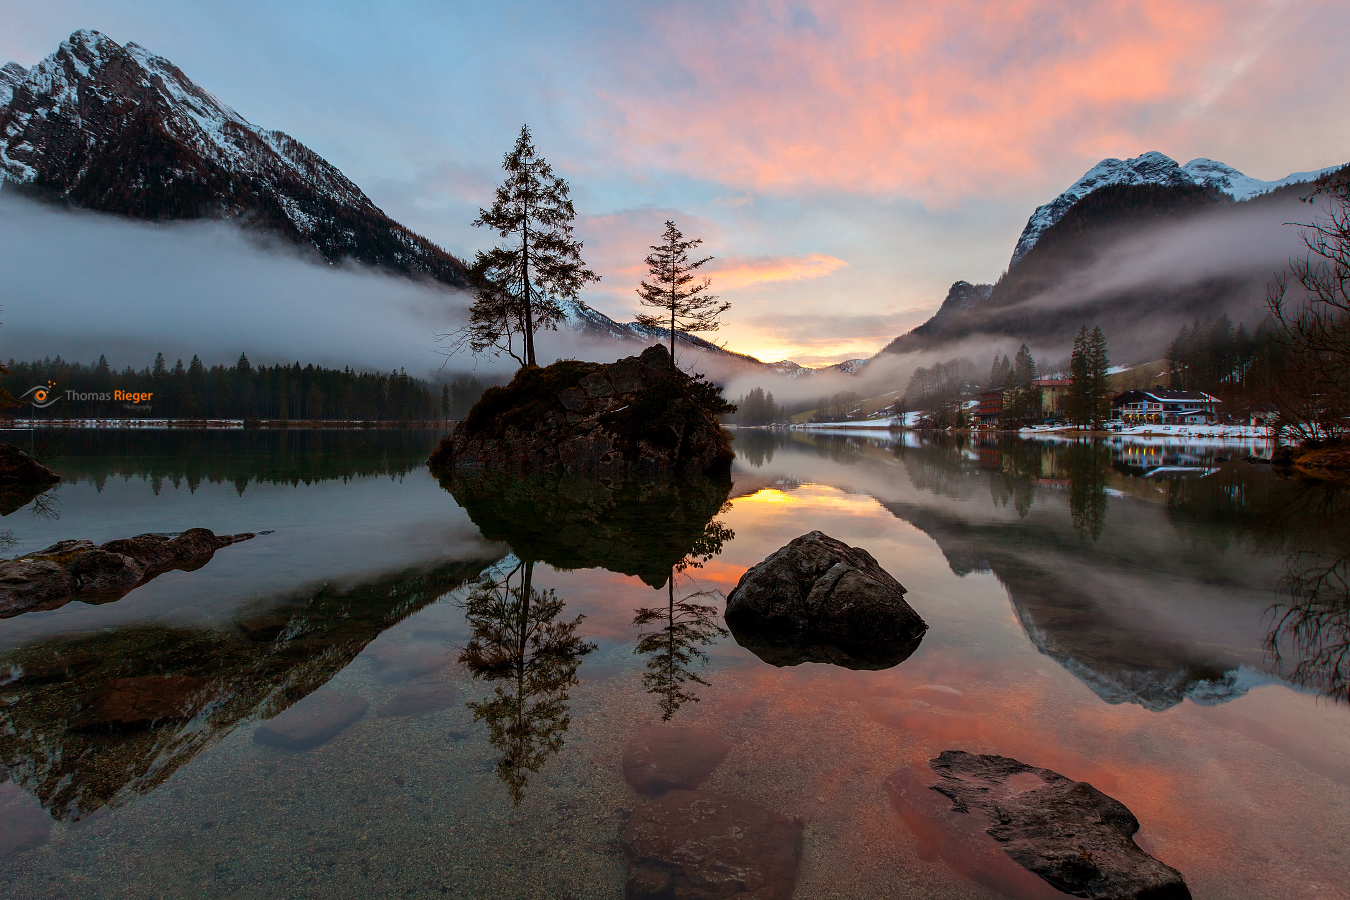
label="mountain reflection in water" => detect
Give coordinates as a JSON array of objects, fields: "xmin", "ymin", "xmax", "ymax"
[
  {"xmin": 738, "ymin": 431, "xmax": 1348, "ymax": 709},
  {"xmin": 0, "ymin": 557, "xmax": 491, "ymax": 821}
]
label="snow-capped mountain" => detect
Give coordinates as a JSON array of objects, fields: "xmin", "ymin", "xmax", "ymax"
[
  {"xmin": 1009, "ymin": 151, "xmax": 1339, "ymax": 265},
  {"xmin": 0, "ymin": 30, "xmax": 467, "ymax": 286}
]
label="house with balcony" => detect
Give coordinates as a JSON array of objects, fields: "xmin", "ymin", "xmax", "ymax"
[{"xmin": 1112, "ymin": 389, "xmax": 1220, "ymax": 424}]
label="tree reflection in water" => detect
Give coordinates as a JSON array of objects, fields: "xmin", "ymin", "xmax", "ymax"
[
  {"xmin": 1063, "ymin": 441, "xmax": 1110, "ymax": 540},
  {"xmin": 459, "ymin": 560, "xmax": 595, "ymax": 804},
  {"xmin": 629, "ymin": 518, "xmax": 734, "ymax": 723},
  {"xmin": 632, "ymin": 519, "xmax": 733, "ymax": 720},
  {"xmin": 1268, "ymin": 549, "xmax": 1350, "ymax": 702}
]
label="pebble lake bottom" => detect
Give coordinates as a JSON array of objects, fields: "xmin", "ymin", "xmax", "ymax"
[{"xmin": 1, "ymin": 427, "xmax": 1346, "ymax": 900}]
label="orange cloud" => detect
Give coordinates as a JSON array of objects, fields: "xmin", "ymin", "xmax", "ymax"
[
  {"xmin": 707, "ymin": 252, "xmax": 847, "ymax": 291},
  {"xmin": 594, "ymin": 0, "xmax": 1335, "ymax": 201}
]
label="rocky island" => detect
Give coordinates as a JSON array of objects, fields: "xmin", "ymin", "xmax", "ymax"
[{"xmin": 428, "ymin": 345, "xmax": 735, "ymax": 477}]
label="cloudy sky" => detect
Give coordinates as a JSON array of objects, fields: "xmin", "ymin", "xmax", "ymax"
[{"xmin": 3, "ymin": 0, "xmax": 1348, "ymax": 366}]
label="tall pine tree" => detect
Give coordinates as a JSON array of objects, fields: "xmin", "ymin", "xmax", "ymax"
[
  {"xmin": 634, "ymin": 220, "xmax": 730, "ymax": 369},
  {"xmin": 465, "ymin": 126, "xmax": 598, "ymax": 367}
]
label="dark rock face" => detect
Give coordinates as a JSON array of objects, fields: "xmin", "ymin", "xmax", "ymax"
[
  {"xmin": 622, "ymin": 726, "xmax": 732, "ymax": 795},
  {"xmin": 620, "ymin": 790, "xmax": 803, "ymax": 900},
  {"xmin": 253, "ymin": 692, "xmax": 369, "ymax": 750},
  {"xmin": 0, "ymin": 443, "xmax": 61, "ymax": 486},
  {"xmin": 0, "ymin": 528, "xmax": 255, "ymax": 617},
  {"xmin": 926, "ymin": 751, "xmax": 1191, "ymax": 900},
  {"xmin": 71, "ymin": 675, "xmax": 210, "ymax": 730},
  {"xmin": 428, "ymin": 345, "xmax": 734, "ymax": 478},
  {"xmin": 724, "ymin": 531, "xmax": 926, "ymax": 670},
  {"xmin": 375, "ymin": 682, "xmax": 458, "ymax": 718}
]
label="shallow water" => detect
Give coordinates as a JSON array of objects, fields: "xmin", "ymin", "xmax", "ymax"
[{"xmin": 1, "ymin": 426, "xmax": 1347, "ymax": 899}]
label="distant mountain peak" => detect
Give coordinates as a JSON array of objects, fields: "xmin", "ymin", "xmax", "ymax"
[
  {"xmin": 1009, "ymin": 151, "xmax": 1339, "ymax": 266},
  {"xmin": 0, "ymin": 29, "xmax": 466, "ymax": 286}
]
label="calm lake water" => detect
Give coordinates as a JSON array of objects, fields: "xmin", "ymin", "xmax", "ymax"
[{"xmin": 1, "ymin": 426, "xmax": 1347, "ymax": 899}]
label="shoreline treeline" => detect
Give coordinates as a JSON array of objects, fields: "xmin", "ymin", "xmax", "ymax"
[{"xmin": 3, "ymin": 353, "xmax": 489, "ymax": 421}]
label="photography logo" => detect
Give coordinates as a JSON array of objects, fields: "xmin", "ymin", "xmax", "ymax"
[{"xmin": 20, "ymin": 382, "xmax": 60, "ymax": 409}]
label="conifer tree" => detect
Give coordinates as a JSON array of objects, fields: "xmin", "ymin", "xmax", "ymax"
[
  {"xmin": 634, "ymin": 220, "xmax": 730, "ymax": 369},
  {"xmin": 1087, "ymin": 327, "xmax": 1111, "ymax": 428},
  {"xmin": 463, "ymin": 125, "xmax": 599, "ymax": 367},
  {"xmin": 1067, "ymin": 325, "xmax": 1091, "ymax": 427}
]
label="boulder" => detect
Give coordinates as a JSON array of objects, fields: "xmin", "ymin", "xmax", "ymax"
[
  {"xmin": 0, "ymin": 443, "xmax": 60, "ymax": 485},
  {"xmin": 885, "ymin": 764, "xmax": 1064, "ymax": 900},
  {"xmin": 622, "ymin": 725, "xmax": 732, "ymax": 795},
  {"xmin": 376, "ymin": 681, "xmax": 458, "ymax": 718},
  {"xmin": 0, "ymin": 528, "xmax": 256, "ymax": 617},
  {"xmin": 724, "ymin": 531, "xmax": 926, "ymax": 670},
  {"xmin": 620, "ymin": 790, "xmax": 803, "ymax": 900},
  {"xmin": 0, "ymin": 559, "xmax": 76, "ymax": 617},
  {"xmin": 925, "ymin": 750, "xmax": 1191, "ymax": 900},
  {"xmin": 68, "ymin": 550, "xmax": 144, "ymax": 593},
  {"xmin": 71, "ymin": 675, "xmax": 210, "ymax": 730},
  {"xmin": 253, "ymin": 691, "xmax": 369, "ymax": 750},
  {"xmin": 428, "ymin": 345, "xmax": 734, "ymax": 478}
]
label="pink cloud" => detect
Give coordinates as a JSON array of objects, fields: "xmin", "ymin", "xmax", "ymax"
[
  {"xmin": 592, "ymin": 0, "xmax": 1349, "ymax": 202},
  {"xmin": 707, "ymin": 252, "xmax": 847, "ymax": 291}
]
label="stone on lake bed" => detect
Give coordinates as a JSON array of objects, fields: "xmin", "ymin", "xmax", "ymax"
[
  {"xmin": 376, "ymin": 681, "xmax": 458, "ymax": 718},
  {"xmin": 621, "ymin": 725, "xmax": 732, "ymax": 794},
  {"xmin": 724, "ymin": 531, "xmax": 927, "ymax": 670},
  {"xmin": 368, "ymin": 642, "xmax": 456, "ymax": 682},
  {"xmin": 621, "ymin": 790, "xmax": 803, "ymax": 900},
  {"xmin": 253, "ymin": 691, "xmax": 369, "ymax": 750},
  {"xmin": 923, "ymin": 750, "xmax": 1191, "ymax": 900}
]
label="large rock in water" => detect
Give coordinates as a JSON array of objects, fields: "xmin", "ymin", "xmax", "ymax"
[
  {"xmin": 926, "ymin": 751, "xmax": 1191, "ymax": 900},
  {"xmin": 620, "ymin": 790, "xmax": 803, "ymax": 900},
  {"xmin": 427, "ymin": 345, "xmax": 734, "ymax": 477},
  {"xmin": 724, "ymin": 531, "xmax": 926, "ymax": 669},
  {"xmin": 0, "ymin": 528, "xmax": 256, "ymax": 617}
]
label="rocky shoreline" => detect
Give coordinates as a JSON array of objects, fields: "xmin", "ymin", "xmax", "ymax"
[{"xmin": 0, "ymin": 528, "xmax": 256, "ymax": 617}]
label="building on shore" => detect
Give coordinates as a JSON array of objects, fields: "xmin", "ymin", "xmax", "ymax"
[{"xmin": 1113, "ymin": 389, "xmax": 1220, "ymax": 424}]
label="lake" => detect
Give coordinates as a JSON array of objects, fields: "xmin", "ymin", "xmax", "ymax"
[{"xmin": 0, "ymin": 426, "xmax": 1346, "ymax": 900}]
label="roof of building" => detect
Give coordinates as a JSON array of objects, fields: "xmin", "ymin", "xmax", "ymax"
[
  {"xmin": 1114, "ymin": 388, "xmax": 1220, "ymax": 404},
  {"xmin": 1032, "ymin": 378, "xmax": 1072, "ymax": 386}
]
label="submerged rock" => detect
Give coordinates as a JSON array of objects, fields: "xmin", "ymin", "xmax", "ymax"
[
  {"xmin": 724, "ymin": 531, "xmax": 926, "ymax": 670},
  {"xmin": 620, "ymin": 790, "xmax": 803, "ymax": 900},
  {"xmin": 428, "ymin": 345, "xmax": 734, "ymax": 478},
  {"xmin": 622, "ymin": 725, "xmax": 732, "ymax": 795},
  {"xmin": 0, "ymin": 528, "xmax": 255, "ymax": 617},
  {"xmin": 885, "ymin": 764, "xmax": 1064, "ymax": 900},
  {"xmin": 925, "ymin": 750, "xmax": 1191, "ymax": 900},
  {"xmin": 376, "ymin": 681, "xmax": 458, "ymax": 718},
  {"xmin": 253, "ymin": 691, "xmax": 369, "ymax": 750}
]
